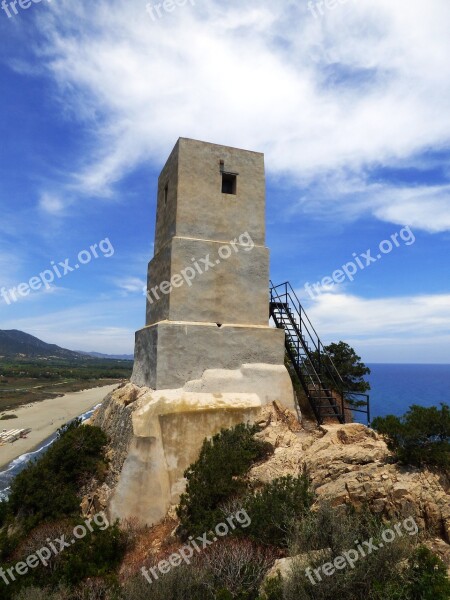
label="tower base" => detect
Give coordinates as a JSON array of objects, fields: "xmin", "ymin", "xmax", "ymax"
[{"xmin": 131, "ymin": 321, "xmax": 287, "ymax": 390}]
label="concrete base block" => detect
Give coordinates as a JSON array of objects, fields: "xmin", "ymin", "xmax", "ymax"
[{"xmin": 131, "ymin": 321, "xmax": 286, "ymax": 390}]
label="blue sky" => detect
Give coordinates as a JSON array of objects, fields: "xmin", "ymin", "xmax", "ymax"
[{"xmin": 0, "ymin": 0, "xmax": 449, "ymax": 362}]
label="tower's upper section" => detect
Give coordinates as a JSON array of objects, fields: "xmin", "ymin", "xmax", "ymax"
[{"xmin": 154, "ymin": 138, "xmax": 266, "ymax": 254}]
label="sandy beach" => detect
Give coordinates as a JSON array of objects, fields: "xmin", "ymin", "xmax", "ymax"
[{"xmin": 0, "ymin": 383, "xmax": 118, "ymax": 470}]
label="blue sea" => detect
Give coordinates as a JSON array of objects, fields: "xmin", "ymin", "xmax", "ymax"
[{"xmin": 367, "ymin": 363, "xmax": 450, "ymax": 420}]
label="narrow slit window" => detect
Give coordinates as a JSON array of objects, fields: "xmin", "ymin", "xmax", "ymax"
[
  {"xmin": 164, "ymin": 184, "xmax": 168, "ymax": 205},
  {"xmin": 222, "ymin": 173, "xmax": 237, "ymax": 195}
]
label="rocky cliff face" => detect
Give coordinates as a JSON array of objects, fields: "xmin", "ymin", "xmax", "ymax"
[
  {"xmin": 251, "ymin": 416, "xmax": 449, "ymax": 535},
  {"xmin": 250, "ymin": 407, "xmax": 450, "ymax": 570},
  {"xmin": 85, "ymin": 384, "xmax": 450, "ymax": 571}
]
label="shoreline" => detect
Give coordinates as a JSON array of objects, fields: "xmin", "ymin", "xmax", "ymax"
[{"xmin": 0, "ymin": 383, "xmax": 118, "ymax": 471}]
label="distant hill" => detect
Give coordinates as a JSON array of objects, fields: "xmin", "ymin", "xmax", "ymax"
[{"xmin": 0, "ymin": 330, "xmax": 132, "ymax": 362}]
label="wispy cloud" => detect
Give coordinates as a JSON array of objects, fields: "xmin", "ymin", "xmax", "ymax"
[
  {"xmin": 39, "ymin": 192, "xmax": 66, "ymax": 216},
  {"xmin": 20, "ymin": 0, "xmax": 450, "ymax": 231},
  {"xmin": 113, "ymin": 276, "xmax": 146, "ymax": 296},
  {"xmin": 290, "ymin": 178, "xmax": 450, "ymax": 233}
]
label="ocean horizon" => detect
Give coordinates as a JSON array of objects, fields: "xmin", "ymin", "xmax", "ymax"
[{"xmin": 367, "ymin": 363, "xmax": 450, "ymax": 420}]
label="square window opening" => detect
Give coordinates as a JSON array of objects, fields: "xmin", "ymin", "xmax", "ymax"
[{"xmin": 222, "ymin": 173, "xmax": 237, "ymax": 195}]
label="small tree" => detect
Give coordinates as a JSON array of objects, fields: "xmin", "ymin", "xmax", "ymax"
[
  {"xmin": 318, "ymin": 341, "xmax": 370, "ymax": 393},
  {"xmin": 372, "ymin": 404, "xmax": 450, "ymax": 468}
]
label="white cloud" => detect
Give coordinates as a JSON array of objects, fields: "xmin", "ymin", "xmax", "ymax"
[
  {"xmin": 372, "ymin": 185, "xmax": 450, "ymax": 233},
  {"xmin": 24, "ymin": 0, "xmax": 450, "ymax": 231},
  {"xmin": 113, "ymin": 276, "xmax": 146, "ymax": 295},
  {"xmin": 39, "ymin": 193, "xmax": 66, "ymax": 215},
  {"xmin": 303, "ymin": 291, "xmax": 450, "ymax": 362},
  {"xmin": 290, "ymin": 177, "xmax": 450, "ymax": 233}
]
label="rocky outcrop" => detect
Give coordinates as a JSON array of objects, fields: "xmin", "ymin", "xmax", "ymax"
[
  {"xmin": 250, "ymin": 418, "xmax": 450, "ymax": 546},
  {"xmin": 86, "ymin": 365, "xmax": 296, "ymax": 526},
  {"xmin": 85, "ymin": 384, "xmax": 449, "ymax": 575},
  {"xmin": 81, "ymin": 384, "xmax": 148, "ymax": 515}
]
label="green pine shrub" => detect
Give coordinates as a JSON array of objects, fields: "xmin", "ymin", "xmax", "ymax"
[
  {"xmin": 243, "ymin": 474, "xmax": 313, "ymax": 548},
  {"xmin": 177, "ymin": 423, "xmax": 273, "ymax": 537},
  {"xmin": 8, "ymin": 419, "xmax": 108, "ymax": 529},
  {"xmin": 372, "ymin": 403, "xmax": 450, "ymax": 468}
]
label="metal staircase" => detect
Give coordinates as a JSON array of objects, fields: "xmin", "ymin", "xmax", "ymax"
[{"xmin": 270, "ymin": 281, "xmax": 370, "ymax": 425}]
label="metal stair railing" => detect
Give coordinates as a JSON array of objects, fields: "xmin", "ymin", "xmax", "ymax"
[
  {"xmin": 270, "ymin": 282, "xmax": 345, "ymax": 424},
  {"xmin": 270, "ymin": 281, "xmax": 370, "ymax": 426}
]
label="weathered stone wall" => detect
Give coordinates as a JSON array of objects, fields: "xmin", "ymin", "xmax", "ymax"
[
  {"xmin": 176, "ymin": 138, "xmax": 266, "ymax": 247},
  {"xmin": 146, "ymin": 237, "xmax": 270, "ymax": 327},
  {"xmin": 133, "ymin": 323, "xmax": 286, "ymax": 390},
  {"xmin": 91, "ymin": 385, "xmax": 143, "ymax": 489}
]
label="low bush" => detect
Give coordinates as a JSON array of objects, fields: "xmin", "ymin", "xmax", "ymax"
[
  {"xmin": 243, "ymin": 474, "xmax": 313, "ymax": 548},
  {"xmin": 404, "ymin": 545, "xmax": 450, "ymax": 599},
  {"xmin": 273, "ymin": 503, "xmax": 450, "ymax": 600},
  {"xmin": 121, "ymin": 564, "xmax": 206, "ymax": 600},
  {"xmin": 177, "ymin": 423, "xmax": 272, "ymax": 538},
  {"xmin": 201, "ymin": 538, "xmax": 276, "ymax": 599},
  {"xmin": 372, "ymin": 403, "xmax": 450, "ymax": 468},
  {"xmin": 8, "ymin": 420, "xmax": 108, "ymax": 529},
  {"xmin": 2, "ymin": 519, "xmax": 126, "ymax": 600},
  {"xmin": 0, "ymin": 499, "xmax": 9, "ymax": 527},
  {"xmin": 52, "ymin": 520, "xmax": 126, "ymax": 587}
]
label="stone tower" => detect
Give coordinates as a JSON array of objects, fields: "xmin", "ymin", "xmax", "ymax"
[
  {"xmin": 132, "ymin": 137, "xmax": 290, "ymax": 390},
  {"xmin": 110, "ymin": 139, "xmax": 296, "ymax": 526}
]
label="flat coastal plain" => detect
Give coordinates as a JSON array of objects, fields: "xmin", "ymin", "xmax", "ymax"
[{"xmin": 0, "ymin": 383, "xmax": 118, "ymax": 469}]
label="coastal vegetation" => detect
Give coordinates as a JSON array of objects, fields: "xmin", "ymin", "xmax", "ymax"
[
  {"xmin": 372, "ymin": 403, "xmax": 450, "ymax": 468},
  {"xmin": 0, "ymin": 359, "xmax": 132, "ymax": 411},
  {"xmin": 8, "ymin": 419, "xmax": 108, "ymax": 530},
  {"xmin": 0, "ymin": 413, "xmax": 448, "ymax": 599}
]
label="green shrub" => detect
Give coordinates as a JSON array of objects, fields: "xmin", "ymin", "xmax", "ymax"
[
  {"xmin": 177, "ymin": 424, "xmax": 272, "ymax": 537},
  {"xmin": 272, "ymin": 502, "xmax": 450, "ymax": 600},
  {"xmin": 403, "ymin": 545, "xmax": 450, "ymax": 599},
  {"xmin": 283, "ymin": 503, "xmax": 418, "ymax": 600},
  {"xmin": 372, "ymin": 404, "xmax": 450, "ymax": 468},
  {"xmin": 53, "ymin": 520, "xmax": 126, "ymax": 587},
  {"xmin": 243, "ymin": 474, "xmax": 313, "ymax": 548},
  {"xmin": 259, "ymin": 574, "xmax": 283, "ymax": 600},
  {"xmin": 0, "ymin": 499, "xmax": 9, "ymax": 527},
  {"xmin": 8, "ymin": 420, "xmax": 108, "ymax": 530},
  {"xmin": 1, "ymin": 519, "xmax": 125, "ymax": 599}
]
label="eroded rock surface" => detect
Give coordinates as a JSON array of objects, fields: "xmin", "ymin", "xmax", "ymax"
[{"xmin": 250, "ymin": 420, "xmax": 450, "ymax": 549}]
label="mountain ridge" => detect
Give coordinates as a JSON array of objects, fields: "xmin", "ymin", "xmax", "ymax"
[{"xmin": 0, "ymin": 329, "xmax": 132, "ymax": 361}]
